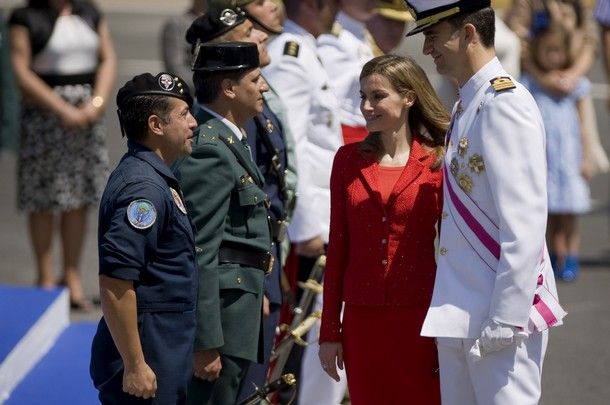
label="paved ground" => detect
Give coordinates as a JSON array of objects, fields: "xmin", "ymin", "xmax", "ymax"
[{"xmin": 1, "ymin": 3, "xmax": 609, "ymax": 403}]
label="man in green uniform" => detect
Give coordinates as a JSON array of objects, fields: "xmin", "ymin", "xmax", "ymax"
[{"xmin": 172, "ymin": 41, "xmax": 272, "ymax": 405}]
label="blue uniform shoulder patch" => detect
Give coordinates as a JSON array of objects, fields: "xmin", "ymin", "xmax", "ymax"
[{"xmin": 127, "ymin": 199, "xmax": 157, "ymax": 229}]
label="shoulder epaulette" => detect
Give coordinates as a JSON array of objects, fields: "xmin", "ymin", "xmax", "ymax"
[
  {"xmin": 283, "ymin": 41, "xmax": 300, "ymax": 57},
  {"xmin": 490, "ymin": 76, "xmax": 516, "ymax": 92},
  {"xmin": 331, "ymin": 22, "xmax": 343, "ymax": 37}
]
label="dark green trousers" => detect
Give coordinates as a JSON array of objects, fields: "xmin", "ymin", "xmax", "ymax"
[{"xmin": 187, "ymin": 354, "xmax": 250, "ymax": 405}]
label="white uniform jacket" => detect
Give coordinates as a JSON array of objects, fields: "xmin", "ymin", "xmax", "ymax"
[
  {"xmin": 421, "ymin": 57, "xmax": 560, "ymax": 338},
  {"xmin": 264, "ymin": 19, "xmax": 343, "ymax": 243},
  {"xmin": 317, "ymin": 11, "xmax": 374, "ymax": 127}
]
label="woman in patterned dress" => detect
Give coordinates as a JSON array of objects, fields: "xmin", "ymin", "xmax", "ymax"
[{"xmin": 9, "ymin": 0, "xmax": 116, "ymax": 308}]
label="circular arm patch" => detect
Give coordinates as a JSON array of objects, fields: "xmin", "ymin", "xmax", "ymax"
[{"xmin": 126, "ymin": 199, "xmax": 157, "ymax": 229}]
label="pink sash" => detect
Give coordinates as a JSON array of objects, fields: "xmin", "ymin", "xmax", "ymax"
[{"xmin": 443, "ymin": 163, "xmax": 566, "ymax": 333}]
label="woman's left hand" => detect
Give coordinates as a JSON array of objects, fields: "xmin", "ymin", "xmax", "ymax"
[
  {"xmin": 80, "ymin": 103, "xmax": 101, "ymax": 124},
  {"xmin": 318, "ymin": 342, "xmax": 344, "ymax": 382}
]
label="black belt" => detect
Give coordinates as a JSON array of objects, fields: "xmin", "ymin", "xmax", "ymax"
[
  {"xmin": 39, "ymin": 72, "xmax": 96, "ymax": 87},
  {"xmin": 137, "ymin": 302, "xmax": 195, "ymax": 313},
  {"xmin": 219, "ymin": 246, "xmax": 274, "ymax": 274},
  {"xmin": 270, "ymin": 219, "xmax": 288, "ymax": 242}
]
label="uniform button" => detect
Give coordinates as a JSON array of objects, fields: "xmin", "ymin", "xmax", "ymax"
[
  {"xmin": 442, "ymin": 212, "xmax": 448, "ymax": 219},
  {"xmin": 440, "ymin": 247, "xmax": 447, "ymax": 256},
  {"xmin": 381, "ymin": 238, "xmax": 387, "ymax": 244},
  {"xmin": 381, "ymin": 259, "xmax": 388, "ymax": 265},
  {"xmin": 195, "ymin": 247, "xmax": 203, "ymax": 254},
  {"xmin": 254, "ymin": 196, "xmax": 258, "ymax": 202},
  {"xmin": 237, "ymin": 277, "xmax": 242, "ymax": 284},
  {"xmin": 381, "ymin": 216, "xmax": 387, "ymax": 222}
]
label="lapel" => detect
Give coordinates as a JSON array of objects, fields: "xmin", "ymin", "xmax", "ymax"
[
  {"xmin": 198, "ymin": 110, "xmax": 265, "ymax": 186},
  {"xmin": 358, "ymin": 136, "xmax": 428, "ymax": 212},
  {"xmin": 387, "ymin": 137, "xmax": 427, "ymax": 207}
]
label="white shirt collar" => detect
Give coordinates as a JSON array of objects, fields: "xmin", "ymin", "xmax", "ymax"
[
  {"xmin": 201, "ymin": 105, "xmax": 244, "ymax": 141},
  {"xmin": 458, "ymin": 57, "xmax": 504, "ymax": 109},
  {"xmin": 336, "ymin": 11, "xmax": 367, "ymax": 41}
]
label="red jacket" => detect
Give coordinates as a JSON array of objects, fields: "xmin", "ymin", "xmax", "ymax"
[{"xmin": 320, "ymin": 137, "xmax": 443, "ymax": 342}]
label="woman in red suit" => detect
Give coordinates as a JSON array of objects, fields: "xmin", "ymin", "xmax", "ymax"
[{"xmin": 318, "ymin": 54, "xmax": 450, "ymax": 404}]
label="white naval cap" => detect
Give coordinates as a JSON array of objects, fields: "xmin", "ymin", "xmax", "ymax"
[{"xmin": 404, "ymin": 0, "xmax": 491, "ymax": 36}]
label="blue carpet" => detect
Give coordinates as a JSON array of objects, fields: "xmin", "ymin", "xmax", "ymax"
[
  {"xmin": 0, "ymin": 285, "xmax": 64, "ymax": 364},
  {"xmin": 6, "ymin": 322, "xmax": 99, "ymax": 405}
]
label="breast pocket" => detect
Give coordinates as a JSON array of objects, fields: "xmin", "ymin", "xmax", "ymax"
[{"xmin": 233, "ymin": 184, "xmax": 268, "ymax": 238}]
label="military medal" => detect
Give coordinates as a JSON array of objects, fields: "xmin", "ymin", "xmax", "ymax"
[
  {"xmin": 456, "ymin": 101, "xmax": 463, "ymax": 116},
  {"xmin": 265, "ymin": 119, "xmax": 274, "ymax": 133},
  {"xmin": 457, "ymin": 174, "xmax": 473, "ymax": 194},
  {"xmin": 450, "ymin": 158, "xmax": 459, "ymax": 177},
  {"xmin": 127, "ymin": 199, "xmax": 157, "ymax": 229},
  {"xmin": 469, "ymin": 154, "xmax": 485, "ymax": 174},
  {"xmin": 458, "ymin": 137, "xmax": 469, "ymax": 156},
  {"xmin": 171, "ymin": 188, "xmax": 187, "ymax": 214}
]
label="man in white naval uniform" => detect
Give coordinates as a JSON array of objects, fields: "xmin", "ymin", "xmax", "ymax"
[
  {"xmin": 264, "ymin": 0, "xmax": 346, "ymax": 404},
  {"xmin": 317, "ymin": 0, "xmax": 376, "ymax": 145},
  {"xmin": 405, "ymin": 1, "xmax": 566, "ymax": 404}
]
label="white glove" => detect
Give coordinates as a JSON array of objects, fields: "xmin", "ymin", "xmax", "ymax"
[{"xmin": 468, "ymin": 319, "xmax": 529, "ymax": 362}]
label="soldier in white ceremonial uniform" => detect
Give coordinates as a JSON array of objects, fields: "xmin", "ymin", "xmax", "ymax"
[
  {"xmin": 404, "ymin": 1, "xmax": 566, "ymax": 404},
  {"xmin": 317, "ymin": 0, "xmax": 376, "ymax": 144},
  {"xmin": 264, "ymin": 0, "xmax": 346, "ymax": 404}
]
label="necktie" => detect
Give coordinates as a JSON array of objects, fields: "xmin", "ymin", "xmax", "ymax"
[{"xmin": 241, "ymin": 133, "xmax": 253, "ymax": 160}]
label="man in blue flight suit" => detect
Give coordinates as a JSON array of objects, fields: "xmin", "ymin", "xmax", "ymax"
[
  {"xmin": 173, "ymin": 41, "xmax": 272, "ymax": 405},
  {"xmin": 184, "ymin": 3, "xmax": 294, "ymax": 400},
  {"xmin": 90, "ymin": 72, "xmax": 198, "ymax": 404}
]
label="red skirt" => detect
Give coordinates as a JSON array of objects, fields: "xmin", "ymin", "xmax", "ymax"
[{"xmin": 342, "ymin": 304, "xmax": 441, "ymax": 405}]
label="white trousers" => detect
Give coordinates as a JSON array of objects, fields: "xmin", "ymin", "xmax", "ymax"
[
  {"xmin": 298, "ymin": 293, "xmax": 347, "ymax": 405},
  {"xmin": 436, "ymin": 330, "xmax": 548, "ymax": 405}
]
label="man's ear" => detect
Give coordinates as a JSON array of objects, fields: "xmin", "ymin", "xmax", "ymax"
[
  {"xmin": 148, "ymin": 114, "xmax": 165, "ymax": 137},
  {"xmin": 462, "ymin": 23, "xmax": 477, "ymax": 45},
  {"xmin": 222, "ymin": 78, "xmax": 237, "ymax": 100}
]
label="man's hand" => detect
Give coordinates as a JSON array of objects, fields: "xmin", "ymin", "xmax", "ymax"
[
  {"xmin": 122, "ymin": 362, "xmax": 157, "ymax": 399},
  {"xmin": 469, "ymin": 319, "xmax": 528, "ymax": 361},
  {"xmin": 295, "ymin": 236, "xmax": 325, "ymax": 257},
  {"xmin": 193, "ymin": 349, "xmax": 222, "ymax": 381},
  {"xmin": 263, "ymin": 295, "xmax": 270, "ymax": 318},
  {"xmin": 318, "ymin": 342, "xmax": 344, "ymax": 382}
]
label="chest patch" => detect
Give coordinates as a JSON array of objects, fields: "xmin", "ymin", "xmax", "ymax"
[
  {"xmin": 171, "ymin": 188, "xmax": 187, "ymax": 214},
  {"xmin": 127, "ymin": 199, "xmax": 157, "ymax": 229}
]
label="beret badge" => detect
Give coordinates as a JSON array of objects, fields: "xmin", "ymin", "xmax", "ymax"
[
  {"xmin": 220, "ymin": 8, "xmax": 239, "ymax": 26},
  {"xmin": 158, "ymin": 73, "xmax": 175, "ymax": 91}
]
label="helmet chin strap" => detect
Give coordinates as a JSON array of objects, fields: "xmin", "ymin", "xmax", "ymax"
[{"xmin": 247, "ymin": 13, "xmax": 283, "ymax": 35}]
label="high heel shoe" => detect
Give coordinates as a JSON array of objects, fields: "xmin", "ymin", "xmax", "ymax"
[
  {"xmin": 57, "ymin": 278, "xmax": 94, "ymax": 312},
  {"xmin": 69, "ymin": 297, "xmax": 94, "ymax": 312}
]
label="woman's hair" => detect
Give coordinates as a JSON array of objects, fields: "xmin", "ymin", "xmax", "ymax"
[{"xmin": 358, "ymin": 54, "xmax": 450, "ymax": 169}]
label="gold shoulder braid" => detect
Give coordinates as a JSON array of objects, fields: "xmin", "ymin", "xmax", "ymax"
[
  {"xmin": 490, "ymin": 76, "xmax": 516, "ymax": 92},
  {"xmin": 283, "ymin": 41, "xmax": 300, "ymax": 57},
  {"xmin": 331, "ymin": 21, "xmax": 343, "ymax": 37}
]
